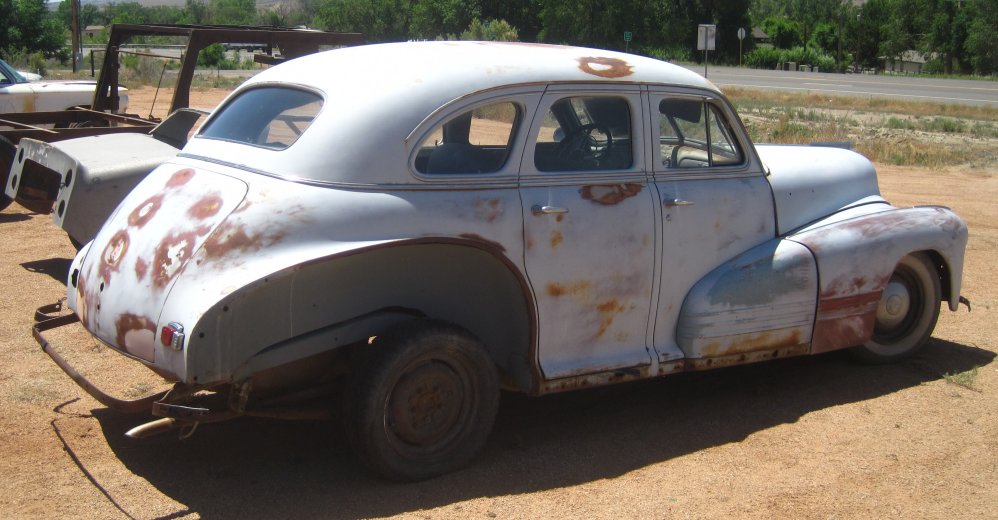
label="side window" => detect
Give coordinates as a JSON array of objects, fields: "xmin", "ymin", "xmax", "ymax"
[
  {"xmin": 534, "ymin": 96, "xmax": 632, "ymax": 172},
  {"xmin": 415, "ymin": 101, "xmax": 519, "ymax": 174},
  {"xmin": 200, "ymin": 87, "xmax": 322, "ymax": 150},
  {"xmin": 659, "ymin": 98, "xmax": 743, "ymax": 169}
]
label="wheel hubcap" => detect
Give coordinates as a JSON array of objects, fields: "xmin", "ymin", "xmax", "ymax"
[
  {"xmin": 388, "ymin": 361, "xmax": 464, "ymax": 447},
  {"xmin": 876, "ymin": 279, "xmax": 912, "ymax": 331}
]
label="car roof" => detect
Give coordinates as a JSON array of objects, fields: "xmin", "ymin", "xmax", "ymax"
[{"xmin": 186, "ymin": 42, "xmax": 721, "ymax": 185}]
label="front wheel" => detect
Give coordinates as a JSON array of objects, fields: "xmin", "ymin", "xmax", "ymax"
[
  {"xmin": 851, "ymin": 253, "xmax": 941, "ymax": 363},
  {"xmin": 343, "ymin": 320, "xmax": 499, "ymax": 481}
]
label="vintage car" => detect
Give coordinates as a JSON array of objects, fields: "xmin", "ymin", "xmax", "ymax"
[{"xmin": 33, "ymin": 41, "xmax": 968, "ymax": 481}]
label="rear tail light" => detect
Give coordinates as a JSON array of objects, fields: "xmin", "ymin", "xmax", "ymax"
[{"xmin": 160, "ymin": 322, "xmax": 185, "ymax": 351}]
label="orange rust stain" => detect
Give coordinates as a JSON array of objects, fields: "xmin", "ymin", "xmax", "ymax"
[
  {"xmin": 458, "ymin": 233, "xmax": 506, "ymax": 253},
  {"xmin": 527, "ymin": 238, "xmax": 535, "ymax": 250},
  {"xmin": 115, "ymin": 314, "xmax": 156, "ymax": 350},
  {"xmin": 580, "ymin": 183, "xmax": 643, "ymax": 206},
  {"xmin": 550, "ymin": 230, "xmax": 563, "ymax": 249},
  {"xmin": 595, "ymin": 298, "xmax": 627, "ymax": 339},
  {"xmin": 165, "ymin": 168, "xmax": 195, "ymax": 188},
  {"xmin": 152, "ymin": 227, "xmax": 209, "ymax": 289},
  {"xmin": 234, "ymin": 199, "xmax": 253, "ymax": 213},
  {"xmin": 99, "ymin": 229, "xmax": 130, "ymax": 283},
  {"xmin": 128, "ymin": 194, "xmax": 164, "ymax": 228},
  {"xmin": 202, "ymin": 222, "xmax": 284, "ymax": 261},
  {"xmin": 76, "ymin": 275, "xmax": 96, "ymax": 329},
  {"xmin": 555, "ymin": 213, "xmax": 564, "ymax": 223},
  {"xmin": 577, "ymin": 56, "xmax": 634, "ymax": 78},
  {"xmin": 546, "ymin": 281, "xmax": 592, "ymax": 298},
  {"xmin": 474, "ymin": 198, "xmax": 503, "ymax": 223},
  {"xmin": 188, "ymin": 193, "xmax": 224, "ymax": 220},
  {"xmin": 134, "ymin": 257, "xmax": 148, "ymax": 280},
  {"xmin": 700, "ymin": 330, "xmax": 803, "ymax": 357}
]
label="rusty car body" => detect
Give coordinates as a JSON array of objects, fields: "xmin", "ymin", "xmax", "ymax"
[
  {"xmin": 1, "ymin": 24, "xmax": 364, "ymax": 224},
  {"xmin": 33, "ymin": 42, "xmax": 968, "ymax": 480}
]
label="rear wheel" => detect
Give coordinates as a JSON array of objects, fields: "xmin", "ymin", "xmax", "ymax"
[
  {"xmin": 343, "ymin": 320, "xmax": 499, "ymax": 481},
  {"xmin": 851, "ymin": 253, "xmax": 941, "ymax": 363}
]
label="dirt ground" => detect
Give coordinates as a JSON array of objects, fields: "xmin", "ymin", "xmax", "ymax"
[{"xmin": 1, "ymin": 87, "xmax": 996, "ymax": 519}]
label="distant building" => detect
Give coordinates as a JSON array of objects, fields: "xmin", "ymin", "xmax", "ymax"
[
  {"xmin": 884, "ymin": 50, "xmax": 936, "ymax": 74},
  {"xmin": 752, "ymin": 27, "xmax": 771, "ymax": 49}
]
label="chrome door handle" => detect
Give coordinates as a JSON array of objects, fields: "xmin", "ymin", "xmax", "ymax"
[
  {"xmin": 663, "ymin": 198, "xmax": 695, "ymax": 207},
  {"xmin": 531, "ymin": 205, "xmax": 569, "ymax": 216}
]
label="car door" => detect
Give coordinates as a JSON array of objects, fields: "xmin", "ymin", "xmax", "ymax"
[
  {"xmin": 648, "ymin": 90, "xmax": 776, "ymax": 361},
  {"xmin": 519, "ymin": 85, "xmax": 656, "ymax": 379}
]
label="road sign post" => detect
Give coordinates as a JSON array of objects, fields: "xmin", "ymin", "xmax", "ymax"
[
  {"xmin": 624, "ymin": 31, "xmax": 632, "ymax": 53},
  {"xmin": 737, "ymin": 27, "xmax": 746, "ymax": 67},
  {"xmin": 697, "ymin": 24, "xmax": 716, "ymax": 77}
]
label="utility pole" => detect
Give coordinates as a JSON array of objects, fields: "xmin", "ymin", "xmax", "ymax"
[{"xmin": 71, "ymin": 0, "xmax": 81, "ymax": 72}]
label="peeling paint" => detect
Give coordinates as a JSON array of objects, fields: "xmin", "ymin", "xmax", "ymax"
[
  {"xmin": 580, "ymin": 184, "xmax": 643, "ymax": 206},
  {"xmin": 99, "ymin": 229, "xmax": 130, "ymax": 283},
  {"xmin": 165, "ymin": 168, "xmax": 196, "ymax": 188},
  {"xmin": 135, "ymin": 257, "xmax": 148, "ymax": 280},
  {"xmin": 473, "ymin": 198, "xmax": 503, "ymax": 222},
  {"xmin": 128, "ymin": 194, "xmax": 164, "ymax": 228},
  {"xmin": 114, "ymin": 313, "xmax": 157, "ymax": 361},
  {"xmin": 595, "ymin": 298, "xmax": 627, "ymax": 339},
  {"xmin": 152, "ymin": 227, "xmax": 210, "ymax": 289},
  {"xmin": 577, "ymin": 56, "xmax": 634, "ymax": 78},
  {"xmin": 202, "ymin": 222, "xmax": 283, "ymax": 260},
  {"xmin": 188, "ymin": 193, "xmax": 225, "ymax": 220}
]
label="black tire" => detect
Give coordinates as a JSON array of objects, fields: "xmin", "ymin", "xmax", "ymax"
[
  {"xmin": 344, "ymin": 320, "xmax": 499, "ymax": 481},
  {"xmin": 0, "ymin": 136, "xmax": 15, "ymax": 211},
  {"xmin": 850, "ymin": 253, "xmax": 941, "ymax": 364}
]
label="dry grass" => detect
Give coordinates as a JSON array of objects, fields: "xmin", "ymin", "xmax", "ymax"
[{"xmin": 726, "ymin": 87, "xmax": 998, "ymax": 168}]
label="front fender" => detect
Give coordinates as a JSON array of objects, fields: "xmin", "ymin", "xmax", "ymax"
[{"xmin": 789, "ymin": 205, "xmax": 967, "ymax": 353}]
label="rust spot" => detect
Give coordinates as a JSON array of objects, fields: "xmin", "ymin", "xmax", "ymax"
[
  {"xmin": 188, "ymin": 193, "xmax": 224, "ymax": 220},
  {"xmin": 577, "ymin": 56, "xmax": 634, "ymax": 78},
  {"xmin": 812, "ymin": 314, "xmax": 875, "ymax": 354},
  {"xmin": 595, "ymin": 299, "xmax": 626, "ymax": 339},
  {"xmin": 550, "ymin": 230, "xmax": 563, "ymax": 249},
  {"xmin": 458, "ymin": 233, "xmax": 506, "ymax": 253},
  {"xmin": 234, "ymin": 199, "xmax": 253, "ymax": 213},
  {"xmin": 527, "ymin": 238, "xmax": 535, "ymax": 250},
  {"xmin": 474, "ymin": 198, "xmax": 503, "ymax": 223},
  {"xmin": 580, "ymin": 184, "xmax": 643, "ymax": 205},
  {"xmin": 134, "ymin": 257, "xmax": 148, "ymax": 280},
  {"xmin": 76, "ymin": 275, "xmax": 94, "ymax": 329},
  {"xmin": 115, "ymin": 313, "xmax": 156, "ymax": 353},
  {"xmin": 546, "ymin": 281, "xmax": 592, "ymax": 298},
  {"xmin": 555, "ymin": 213, "xmax": 564, "ymax": 223},
  {"xmin": 700, "ymin": 330, "xmax": 803, "ymax": 357},
  {"xmin": 202, "ymin": 222, "xmax": 282, "ymax": 260},
  {"xmin": 152, "ymin": 227, "xmax": 209, "ymax": 289},
  {"xmin": 165, "ymin": 168, "xmax": 195, "ymax": 188},
  {"xmin": 99, "ymin": 229, "xmax": 130, "ymax": 283},
  {"xmin": 128, "ymin": 194, "xmax": 164, "ymax": 228}
]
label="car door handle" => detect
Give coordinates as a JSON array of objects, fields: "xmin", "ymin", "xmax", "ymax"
[
  {"xmin": 531, "ymin": 205, "xmax": 569, "ymax": 216},
  {"xmin": 663, "ymin": 198, "xmax": 695, "ymax": 207}
]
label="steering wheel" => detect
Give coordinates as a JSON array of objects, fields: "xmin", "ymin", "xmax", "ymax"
[{"xmin": 556, "ymin": 123, "xmax": 613, "ymax": 166}]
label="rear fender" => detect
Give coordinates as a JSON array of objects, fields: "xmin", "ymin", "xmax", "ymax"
[
  {"xmin": 186, "ymin": 241, "xmax": 535, "ymax": 392},
  {"xmin": 789, "ymin": 206, "xmax": 967, "ymax": 353}
]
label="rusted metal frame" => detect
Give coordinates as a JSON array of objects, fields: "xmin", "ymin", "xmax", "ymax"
[
  {"xmin": 33, "ymin": 310, "xmax": 168, "ymax": 413},
  {"xmin": 537, "ymin": 344, "xmax": 811, "ymax": 394},
  {"xmin": 1, "ymin": 125, "xmax": 152, "ymax": 144}
]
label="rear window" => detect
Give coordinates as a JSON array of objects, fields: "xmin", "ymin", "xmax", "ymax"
[{"xmin": 199, "ymin": 87, "xmax": 322, "ymax": 150}]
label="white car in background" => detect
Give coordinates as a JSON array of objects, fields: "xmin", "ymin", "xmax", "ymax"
[{"xmin": 0, "ymin": 57, "xmax": 128, "ymax": 114}]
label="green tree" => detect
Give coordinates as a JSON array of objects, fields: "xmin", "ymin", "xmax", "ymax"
[
  {"xmin": 964, "ymin": 0, "xmax": 997, "ymax": 74},
  {"xmin": 761, "ymin": 15, "xmax": 802, "ymax": 48},
  {"xmin": 458, "ymin": 18, "xmax": 518, "ymax": 41},
  {"xmin": 314, "ymin": 0, "xmax": 412, "ymax": 42},
  {"xmin": 412, "ymin": 0, "xmax": 480, "ymax": 39}
]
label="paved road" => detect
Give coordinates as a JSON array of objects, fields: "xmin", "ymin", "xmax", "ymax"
[{"xmin": 685, "ymin": 65, "xmax": 997, "ymax": 108}]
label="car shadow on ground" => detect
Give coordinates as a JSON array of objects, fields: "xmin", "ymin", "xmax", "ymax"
[
  {"xmin": 0, "ymin": 212, "xmax": 32, "ymax": 223},
  {"xmin": 21, "ymin": 257, "xmax": 72, "ymax": 283},
  {"xmin": 79, "ymin": 338, "xmax": 992, "ymax": 519}
]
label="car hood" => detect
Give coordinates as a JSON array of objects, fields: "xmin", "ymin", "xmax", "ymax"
[
  {"xmin": 757, "ymin": 144, "xmax": 885, "ymax": 235},
  {"xmin": 69, "ymin": 164, "xmax": 247, "ymax": 362}
]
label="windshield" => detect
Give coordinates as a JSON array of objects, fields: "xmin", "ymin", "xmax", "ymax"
[
  {"xmin": 199, "ymin": 87, "xmax": 322, "ymax": 150},
  {"xmin": 0, "ymin": 59, "xmax": 28, "ymax": 85}
]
